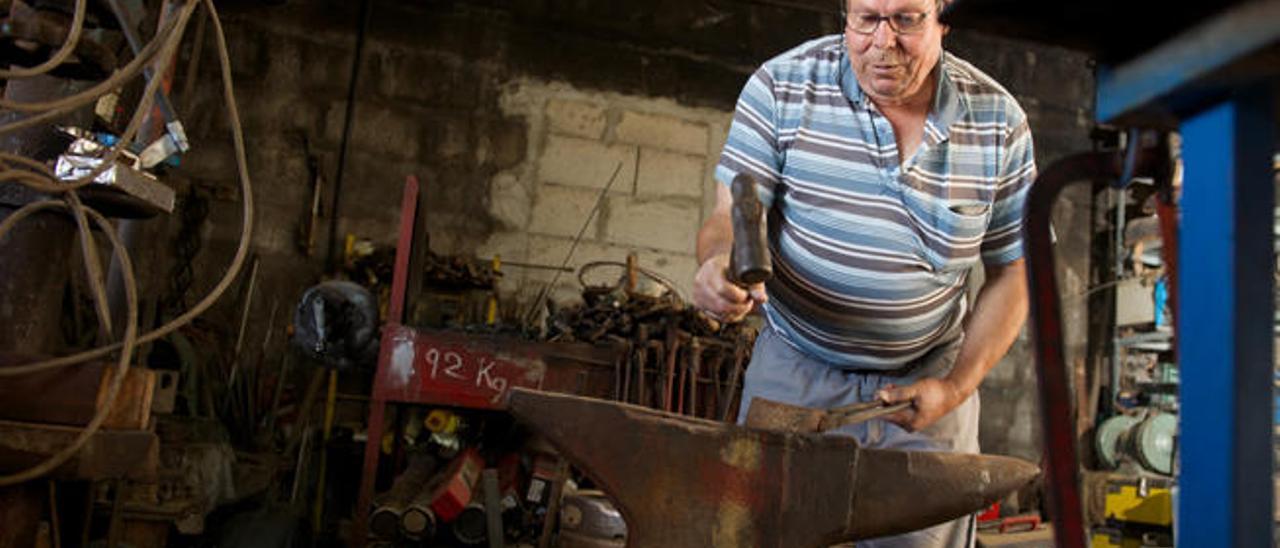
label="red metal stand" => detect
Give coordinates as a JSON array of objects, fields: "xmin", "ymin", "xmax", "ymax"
[{"xmin": 351, "ymin": 177, "xmax": 618, "ymax": 546}]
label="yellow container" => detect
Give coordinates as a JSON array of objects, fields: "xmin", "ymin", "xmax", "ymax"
[{"xmin": 1104, "ymin": 483, "xmax": 1173, "ymax": 527}]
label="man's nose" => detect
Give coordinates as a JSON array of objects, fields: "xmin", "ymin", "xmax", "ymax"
[{"xmin": 871, "ymin": 20, "xmax": 897, "ymax": 49}]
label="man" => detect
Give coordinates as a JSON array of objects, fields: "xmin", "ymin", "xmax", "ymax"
[{"xmin": 693, "ymin": 0, "xmax": 1034, "ymax": 546}]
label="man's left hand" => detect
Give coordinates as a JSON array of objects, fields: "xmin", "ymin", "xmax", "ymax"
[{"xmin": 876, "ymin": 378, "xmax": 967, "ymax": 432}]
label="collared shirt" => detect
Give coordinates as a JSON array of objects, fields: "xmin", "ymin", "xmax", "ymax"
[{"xmin": 715, "ymin": 35, "xmax": 1036, "ymax": 370}]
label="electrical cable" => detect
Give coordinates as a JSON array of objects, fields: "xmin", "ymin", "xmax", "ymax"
[
  {"xmin": 0, "ymin": 201, "xmax": 136, "ymax": 486},
  {"xmin": 0, "ymin": 0, "xmax": 256, "ymax": 484},
  {"xmin": 0, "ymin": 0, "xmax": 88, "ymax": 79},
  {"xmin": 0, "ymin": 0, "xmax": 199, "ymax": 195},
  {"xmin": 0, "ymin": 0, "xmax": 190, "ymax": 112},
  {"xmin": 0, "ymin": 0, "xmax": 254, "ymax": 378}
]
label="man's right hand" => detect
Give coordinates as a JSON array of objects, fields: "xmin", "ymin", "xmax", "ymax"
[{"xmin": 693, "ymin": 253, "xmax": 767, "ymax": 323}]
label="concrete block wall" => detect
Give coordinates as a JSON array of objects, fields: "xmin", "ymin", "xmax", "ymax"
[{"xmin": 478, "ymin": 81, "xmax": 731, "ymax": 308}]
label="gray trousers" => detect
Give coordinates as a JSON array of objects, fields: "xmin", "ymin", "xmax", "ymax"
[{"xmin": 736, "ymin": 325, "xmax": 980, "ymax": 548}]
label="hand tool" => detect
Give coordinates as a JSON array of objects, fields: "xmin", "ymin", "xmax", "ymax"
[
  {"xmin": 727, "ymin": 173, "xmax": 772, "ymax": 286},
  {"xmin": 745, "ymin": 398, "xmax": 914, "ymax": 434},
  {"xmin": 507, "ymin": 389, "xmax": 1040, "ymax": 548}
]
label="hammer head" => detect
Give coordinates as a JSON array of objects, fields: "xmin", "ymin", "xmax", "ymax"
[{"xmin": 729, "ymin": 174, "xmax": 772, "ymax": 286}]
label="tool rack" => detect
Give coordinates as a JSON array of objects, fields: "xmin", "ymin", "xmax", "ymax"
[
  {"xmin": 944, "ymin": 1, "xmax": 1280, "ymax": 546},
  {"xmin": 350, "ymin": 176, "xmax": 623, "ymax": 546}
]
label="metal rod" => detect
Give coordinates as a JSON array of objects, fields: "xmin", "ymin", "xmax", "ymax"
[
  {"xmin": 266, "ymin": 351, "xmax": 291, "ymax": 435},
  {"xmin": 326, "ymin": 0, "xmax": 374, "ymax": 272},
  {"xmin": 536, "ymin": 459, "xmax": 570, "ymax": 548},
  {"xmin": 483, "ymin": 468, "xmax": 504, "ymax": 548},
  {"xmin": 1109, "ymin": 185, "xmax": 1125, "ymax": 415},
  {"xmin": 107, "ymin": 479, "xmax": 124, "ymax": 548},
  {"xmin": 501, "ymin": 260, "xmax": 574, "ymax": 273},
  {"xmin": 523, "ymin": 161, "xmax": 625, "ymax": 326},
  {"xmin": 312, "ymin": 369, "xmax": 339, "ymax": 533},
  {"xmin": 228, "ymin": 256, "xmax": 259, "ymax": 388},
  {"xmin": 291, "ymin": 424, "xmax": 310, "ymax": 504},
  {"xmin": 47, "ymin": 480, "xmax": 61, "ymax": 548}
]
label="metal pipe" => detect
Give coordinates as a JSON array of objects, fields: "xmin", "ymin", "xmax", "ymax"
[
  {"xmin": 1108, "ymin": 186, "xmax": 1125, "ymax": 415},
  {"xmin": 1023, "ymin": 150, "xmax": 1133, "ymax": 548},
  {"xmin": 1108, "ymin": 128, "xmax": 1143, "ymax": 416},
  {"xmin": 325, "ymin": 0, "xmax": 374, "ymax": 272}
]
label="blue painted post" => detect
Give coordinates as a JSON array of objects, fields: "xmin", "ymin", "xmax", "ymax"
[{"xmin": 1178, "ymin": 87, "xmax": 1275, "ymax": 546}]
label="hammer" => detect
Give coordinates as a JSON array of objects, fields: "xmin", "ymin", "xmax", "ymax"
[{"xmin": 727, "ymin": 173, "xmax": 772, "ymax": 287}]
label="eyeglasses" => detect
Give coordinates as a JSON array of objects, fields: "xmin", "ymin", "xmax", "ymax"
[{"xmin": 842, "ymin": 10, "xmax": 934, "ymax": 35}]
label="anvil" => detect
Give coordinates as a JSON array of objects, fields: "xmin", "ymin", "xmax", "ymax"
[{"xmin": 508, "ymin": 388, "xmax": 1039, "ymax": 548}]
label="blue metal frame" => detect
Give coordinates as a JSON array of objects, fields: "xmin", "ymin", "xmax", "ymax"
[
  {"xmin": 1094, "ymin": 1, "xmax": 1280, "ymax": 125},
  {"xmin": 1177, "ymin": 88, "xmax": 1275, "ymax": 546},
  {"xmin": 1087, "ymin": 2, "xmax": 1279, "ymax": 542},
  {"xmin": 945, "ymin": 1, "xmax": 1280, "ymax": 543}
]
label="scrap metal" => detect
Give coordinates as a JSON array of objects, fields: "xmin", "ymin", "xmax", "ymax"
[
  {"xmin": 548, "ymin": 287, "xmax": 756, "ymax": 421},
  {"xmin": 370, "ymin": 454, "xmax": 440, "ymax": 540}
]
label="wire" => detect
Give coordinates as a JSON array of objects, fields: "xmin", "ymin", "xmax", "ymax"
[
  {"xmin": 0, "ymin": 0, "xmax": 87, "ymax": 79},
  {"xmin": 0, "ymin": 0, "xmax": 255, "ymax": 378},
  {"xmin": 522, "ymin": 162, "xmax": 625, "ymax": 326},
  {"xmin": 0, "ymin": 0, "xmax": 200, "ymax": 195},
  {"xmin": 575, "ymin": 260, "xmax": 687, "ymax": 303},
  {"xmin": 0, "ymin": 0, "xmax": 189, "ymax": 113},
  {"xmin": 0, "ymin": 202, "xmax": 137, "ymax": 486},
  {"xmin": 0, "ymin": 0, "xmax": 256, "ymax": 484}
]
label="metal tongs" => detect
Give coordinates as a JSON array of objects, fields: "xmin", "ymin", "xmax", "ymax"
[{"xmin": 745, "ymin": 397, "xmax": 913, "ymax": 434}]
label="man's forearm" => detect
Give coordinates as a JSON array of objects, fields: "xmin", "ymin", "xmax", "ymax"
[
  {"xmin": 697, "ymin": 211, "xmax": 735, "ymax": 265},
  {"xmin": 945, "ymin": 260, "xmax": 1029, "ymax": 398}
]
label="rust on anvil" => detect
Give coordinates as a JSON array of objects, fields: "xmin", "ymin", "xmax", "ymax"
[{"xmin": 507, "ymin": 388, "xmax": 1040, "ymax": 548}]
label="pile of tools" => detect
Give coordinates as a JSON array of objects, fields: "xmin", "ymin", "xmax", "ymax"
[
  {"xmin": 547, "ymin": 286, "xmax": 758, "ymax": 422},
  {"xmin": 423, "ymin": 252, "xmax": 500, "ymax": 290}
]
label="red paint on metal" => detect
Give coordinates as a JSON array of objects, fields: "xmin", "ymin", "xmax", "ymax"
[
  {"xmin": 1024, "ymin": 151, "xmax": 1143, "ymax": 548},
  {"xmin": 429, "ymin": 448, "xmax": 484, "ymax": 521},
  {"xmin": 354, "ymin": 399, "xmax": 387, "ymax": 545},
  {"xmin": 355, "ymin": 177, "xmax": 621, "ymax": 547},
  {"xmin": 387, "ymin": 176, "xmax": 419, "ymax": 324},
  {"xmin": 374, "ymin": 325, "xmax": 546, "ymax": 410}
]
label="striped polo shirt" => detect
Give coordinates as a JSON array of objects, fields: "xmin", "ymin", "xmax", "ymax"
[{"xmin": 715, "ymin": 35, "xmax": 1036, "ymax": 370}]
